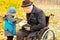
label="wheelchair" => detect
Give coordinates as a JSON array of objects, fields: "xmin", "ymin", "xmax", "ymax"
[
  {"xmin": 41, "ymin": 15, "xmax": 55, "ymax": 40},
  {"xmin": 25, "ymin": 14, "xmax": 56, "ymax": 40}
]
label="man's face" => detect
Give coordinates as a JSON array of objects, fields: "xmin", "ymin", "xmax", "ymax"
[{"xmin": 22, "ymin": 5, "xmax": 33, "ymax": 14}]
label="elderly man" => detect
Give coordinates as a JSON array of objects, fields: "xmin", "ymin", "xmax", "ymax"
[{"xmin": 17, "ymin": 0, "xmax": 46, "ymax": 40}]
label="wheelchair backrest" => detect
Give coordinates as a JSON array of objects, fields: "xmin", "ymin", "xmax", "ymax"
[{"xmin": 46, "ymin": 16, "xmax": 50, "ymax": 26}]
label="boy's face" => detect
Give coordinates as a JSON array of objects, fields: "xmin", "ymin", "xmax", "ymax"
[
  {"xmin": 11, "ymin": 13, "xmax": 16, "ymax": 16},
  {"xmin": 22, "ymin": 5, "xmax": 33, "ymax": 14}
]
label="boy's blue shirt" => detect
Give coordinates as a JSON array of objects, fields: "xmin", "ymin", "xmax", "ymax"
[{"xmin": 4, "ymin": 20, "xmax": 16, "ymax": 35}]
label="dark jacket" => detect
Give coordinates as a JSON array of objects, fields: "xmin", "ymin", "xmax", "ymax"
[{"xmin": 26, "ymin": 5, "xmax": 46, "ymax": 32}]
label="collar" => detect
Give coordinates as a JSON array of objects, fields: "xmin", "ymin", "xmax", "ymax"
[{"xmin": 30, "ymin": 5, "xmax": 36, "ymax": 13}]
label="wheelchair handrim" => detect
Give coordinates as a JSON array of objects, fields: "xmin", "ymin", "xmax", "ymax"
[{"xmin": 41, "ymin": 29, "xmax": 56, "ymax": 40}]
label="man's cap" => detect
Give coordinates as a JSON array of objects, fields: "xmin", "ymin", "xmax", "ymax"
[{"xmin": 21, "ymin": 0, "xmax": 33, "ymax": 7}]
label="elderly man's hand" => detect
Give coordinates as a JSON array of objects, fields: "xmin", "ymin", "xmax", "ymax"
[{"xmin": 24, "ymin": 27, "xmax": 30, "ymax": 31}]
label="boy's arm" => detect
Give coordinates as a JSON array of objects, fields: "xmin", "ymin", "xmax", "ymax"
[
  {"xmin": 4, "ymin": 15, "xmax": 17, "ymax": 23},
  {"xmin": 15, "ymin": 18, "xmax": 23, "ymax": 23},
  {"xmin": 4, "ymin": 14, "xmax": 22, "ymax": 23}
]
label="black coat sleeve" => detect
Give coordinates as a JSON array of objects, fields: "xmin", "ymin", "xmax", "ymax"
[{"xmin": 30, "ymin": 10, "xmax": 46, "ymax": 32}]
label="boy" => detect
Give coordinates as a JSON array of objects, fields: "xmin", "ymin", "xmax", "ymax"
[{"xmin": 4, "ymin": 7, "xmax": 21, "ymax": 40}]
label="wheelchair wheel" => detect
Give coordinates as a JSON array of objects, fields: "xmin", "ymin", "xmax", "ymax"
[{"xmin": 41, "ymin": 29, "xmax": 56, "ymax": 40}]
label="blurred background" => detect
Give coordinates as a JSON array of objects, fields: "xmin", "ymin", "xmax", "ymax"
[{"xmin": 0, "ymin": 0, "xmax": 60, "ymax": 40}]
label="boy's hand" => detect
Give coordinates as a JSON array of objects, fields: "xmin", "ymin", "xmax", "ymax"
[{"xmin": 24, "ymin": 27, "xmax": 30, "ymax": 31}]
